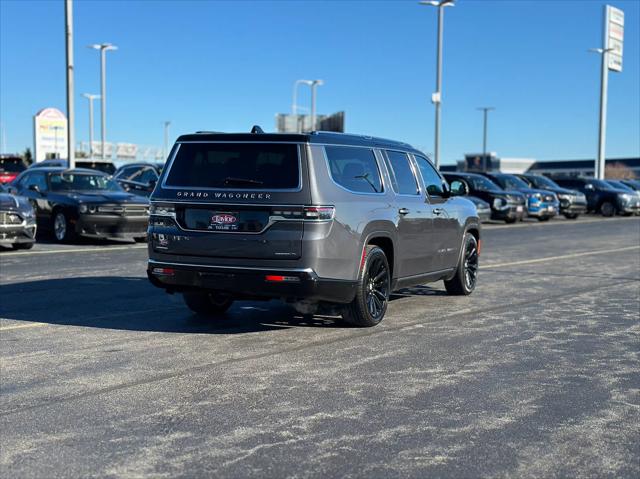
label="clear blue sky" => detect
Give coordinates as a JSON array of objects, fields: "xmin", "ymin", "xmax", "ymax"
[{"xmin": 1, "ymin": 0, "xmax": 639, "ymax": 164}]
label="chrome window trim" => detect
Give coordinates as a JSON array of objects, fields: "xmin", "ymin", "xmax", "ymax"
[
  {"xmin": 410, "ymin": 153, "xmax": 447, "ymax": 201},
  {"xmin": 321, "ymin": 145, "xmax": 385, "ymax": 196},
  {"xmin": 160, "ymin": 142, "xmax": 304, "ymax": 193},
  {"xmin": 381, "ymin": 149, "xmax": 422, "ymax": 197}
]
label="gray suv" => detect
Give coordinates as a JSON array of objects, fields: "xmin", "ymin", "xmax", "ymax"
[{"xmin": 147, "ymin": 128, "xmax": 481, "ymax": 326}]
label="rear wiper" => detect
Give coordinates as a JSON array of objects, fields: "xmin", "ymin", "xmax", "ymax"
[{"xmin": 223, "ymin": 177, "xmax": 264, "ymax": 186}]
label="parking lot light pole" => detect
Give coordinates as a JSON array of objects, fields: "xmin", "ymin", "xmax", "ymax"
[
  {"xmin": 82, "ymin": 94, "xmax": 99, "ymax": 159},
  {"xmin": 477, "ymin": 107, "xmax": 495, "ymax": 172},
  {"xmin": 163, "ymin": 121, "xmax": 171, "ymax": 160},
  {"xmin": 292, "ymin": 80, "xmax": 313, "ymax": 133},
  {"xmin": 65, "ymin": 0, "xmax": 75, "ymax": 169},
  {"xmin": 420, "ymin": 0, "xmax": 454, "ymax": 170},
  {"xmin": 89, "ymin": 43, "xmax": 117, "ymax": 160}
]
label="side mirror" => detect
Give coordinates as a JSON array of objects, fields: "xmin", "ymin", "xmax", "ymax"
[
  {"xmin": 28, "ymin": 184, "xmax": 41, "ymax": 194},
  {"xmin": 450, "ymin": 180, "xmax": 468, "ymax": 196}
]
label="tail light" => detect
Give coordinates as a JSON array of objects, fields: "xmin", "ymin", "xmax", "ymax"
[
  {"xmin": 152, "ymin": 267, "xmax": 175, "ymax": 276},
  {"xmin": 265, "ymin": 275, "xmax": 300, "ymax": 283},
  {"xmin": 303, "ymin": 206, "xmax": 335, "ymax": 220}
]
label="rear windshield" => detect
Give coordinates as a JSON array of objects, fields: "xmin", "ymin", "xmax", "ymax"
[
  {"xmin": 165, "ymin": 143, "xmax": 300, "ymax": 190},
  {"xmin": 0, "ymin": 158, "xmax": 26, "ymax": 173},
  {"xmin": 76, "ymin": 161, "xmax": 116, "ymax": 175}
]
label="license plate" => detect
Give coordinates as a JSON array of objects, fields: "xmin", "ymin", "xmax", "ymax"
[{"xmin": 516, "ymin": 206, "xmax": 523, "ymax": 212}]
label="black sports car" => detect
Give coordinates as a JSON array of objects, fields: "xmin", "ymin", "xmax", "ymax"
[
  {"xmin": 444, "ymin": 172, "xmax": 526, "ymax": 223},
  {"xmin": 0, "ymin": 184, "xmax": 37, "ymax": 249},
  {"xmin": 9, "ymin": 167, "xmax": 149, "ymax": 243}
]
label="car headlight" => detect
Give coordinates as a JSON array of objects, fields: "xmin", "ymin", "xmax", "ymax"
[
  {"xmin": 79, "ymin": 204, "xmax": 98, "ymax": 214},
  {"xmin": 492, "ymin": 197, "xmax": 508, "ymax": 210},
  {"xmin": 619, "ymin": 193, "xmax": 632, "ymax": 203}
]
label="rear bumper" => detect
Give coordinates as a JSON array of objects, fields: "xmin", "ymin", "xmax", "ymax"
[
  {"xmin": 147, "ymin": 260, "xmax": 357, "ymax": 304},
  {"xmin": 75, "ymin": 214, "xmax": 148, "ymax": 239}
]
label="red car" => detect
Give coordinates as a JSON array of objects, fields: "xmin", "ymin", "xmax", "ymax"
[{"xmin": 0, "ymin": 156, "xmax": 27, "ymax": 184}]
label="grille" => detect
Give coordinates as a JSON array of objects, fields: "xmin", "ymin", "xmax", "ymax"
[
  {"xmin": 0, "ymin": 211, "xmax": 23, "ymax": 225},
  {"xmin": 97, "ymin": 205, "xmax": 148, "ymax": 216}
]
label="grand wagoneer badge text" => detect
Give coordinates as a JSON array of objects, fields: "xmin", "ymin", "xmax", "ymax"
[{"xmin": 176, "ymin": 191, "xmax": 272, "ymax": 199}]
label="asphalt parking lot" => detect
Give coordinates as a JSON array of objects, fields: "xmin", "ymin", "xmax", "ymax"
[{"xmin": 1, "ymin": 216, "xmax": 639, "ymax": 478}]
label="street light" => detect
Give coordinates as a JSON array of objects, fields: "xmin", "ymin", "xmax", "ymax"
[
  {"xmin": 163, "ymin": 121, "xmax": 171, "ymax": 160},
  {"xmin": 82, "ymin": 94, "xmax": 100, "ymax": 159},
  {"xmin": 419, "ymin": 0, "xmax": 454, "ymax": 170},
  {"xmin": 88, "ymin": 43, "xmax": 117, "ymax": 160},
  {"xmin": 477, "ymin": 107, "xmax": 495, "ymax": 172},
  {"xmin": 291, "ymin": 79, "xmax": 323, "ymax": 132},
  {"xmin": 589, "ymin": 47, "xmax": 613, "ymax": 179}
]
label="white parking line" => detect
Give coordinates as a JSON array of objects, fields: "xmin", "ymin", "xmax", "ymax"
[
  {"xmin": 485, "ymin": 216, "xmax": 639, "ymax": 230},
  {"xmin": 0, "ymin": 322, "xmax": 48, "ymax": 331},
  {"xmin": 1, "ymin": 244, "xmax": 147, "ymax": 257},
  {"xmin": 483, "ymin": 245, "xmax": 640, "ymax": 269}
]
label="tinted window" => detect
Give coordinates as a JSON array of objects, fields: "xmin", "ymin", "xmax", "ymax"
[
  {"xmin": 115, "ymin": 166, "xmax": 138, "ymax": 180},
  {"xmin": 383, "ymin": 150, "xmax": 418, "ymax": 195},
  {"xmin": 0, "ymin": 158, "xmax": 26, "ymax": 173},
  {"xmin": 49, "ymin": 173, "xmax": 122, "ymax": 192},
  {"xmin": 325, "ymin": 146, "xmax": 383, "ymax": 193},
  {"xmin": 165, "ymin": 143, "xmax": 300, "ymax": 189},
  {"xmin": 22, "ymin": 172, "xmax": 48, "ymax": 192},
  {"xmin": 414, "ymin": 155, "xmax": 445, "ymax": 197},
  {"xmin": 76, "ymin": 161, "xmax": 117, "ymax": 175},
  {"xmin": 493, "ymin": 174, "xmax": 530, "ymax": 190},
  {"xmin": 527, "ymin": 175, "xmax": 560, "ymax": 189}
]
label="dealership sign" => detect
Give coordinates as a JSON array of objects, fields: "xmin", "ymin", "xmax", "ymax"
[
  {"xmin": 33, "ymin": 108, "xmax": 68, "ymax": 162},
  {"xmin": 606, "ymin": 5, "xmax": 624, "ymax": 72}
]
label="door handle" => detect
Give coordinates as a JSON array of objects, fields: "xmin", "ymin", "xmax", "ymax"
[
  {"xmin": 433, "ymin": 208, "xmax": 445, "ymax": 216},
  {"xmin": 398, "ymin": 208, "xmax": 410, "ymax": 215}
]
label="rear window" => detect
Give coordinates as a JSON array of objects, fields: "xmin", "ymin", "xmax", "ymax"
[
  {"xmin": 0, "ymin": 158, "xmax": 26, "ymax": 173},
  {"xmin": 165, "ymin": 143, "xmax": 300, "ymax": 189},
  {"xmin": 325, "ymin": 146, "xmax": 383, "ymax": 193},
  {"xmin": 77, "ymin": 161, "xmax": 116, "ymax": 175}
]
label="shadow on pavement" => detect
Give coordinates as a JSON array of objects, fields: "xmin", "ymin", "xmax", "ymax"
[{"xmin": 0, "ymin": 276, "xmax": 347, "ymax": 334}]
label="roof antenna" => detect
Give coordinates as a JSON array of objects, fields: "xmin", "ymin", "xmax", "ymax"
[{"xmin": 251, "ymin": 125, "xmax": 264, "ymax": 134}]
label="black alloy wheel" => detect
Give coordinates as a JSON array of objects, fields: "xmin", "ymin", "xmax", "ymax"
[
  {"xmin": 445, "ymin": 233, "xmax": 479, "ymax": 295},
  {"xmin": 342, "ymin": 246, "xmax": 390, "ymax": 327}
]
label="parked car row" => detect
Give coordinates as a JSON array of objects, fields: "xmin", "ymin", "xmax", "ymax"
[{"xmin": 3, "ymin": 167, "xmax": 149, "ymax": 246}]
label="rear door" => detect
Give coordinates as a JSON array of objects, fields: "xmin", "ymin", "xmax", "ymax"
[
  {"xmin": 381, "ymin": 150, "xmax": 436, "ymax": 278},
  {"xmin": 152, "ymin": 141, "xmax": 309, "ymax": 260},
  {"xmin": 412, "ymin": 154, "xmax": 461, "ymax": 271}
]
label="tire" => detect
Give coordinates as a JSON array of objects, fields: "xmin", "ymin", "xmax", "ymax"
[
  {"xmin": 341, "ymin": 246, "xmax": 390, "ymax": 327},
  {"xmin": 12, "ymin": 242, "xmax": 34, "ymax": 250},
  {"xmin": 183, "ymin": 291, "xmax": 234, "ymax": 316},
  {"xmin": 600, "ymin": 201, "xmax": 616, "ymax": 217},
  {"xmin": 134, "ymin": 236, "xmax": 148, "ymax": 243},
  {"xmin": 564, "ymin": 213, "xmax": 579, "ymax": 220},
  {"xmin": 52, "ymin": 210, "xmax": 76, "ymax": 243},
  {"xmin": 537, "ymin": 216, "xmax": 551, "ymax": 222},
  {"xmin": 505, "ymin": 217, "xmax": 517, "ymax": 224},
  {"xmin": 445, "ymin": 233, "xmax": 479, "ymax": 296}
]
